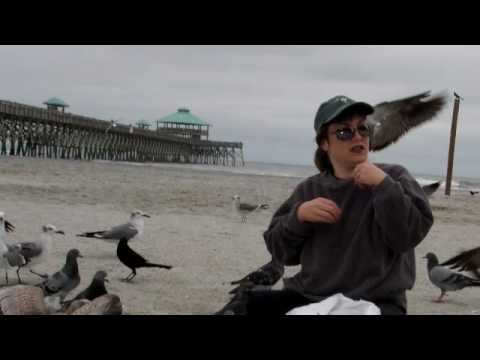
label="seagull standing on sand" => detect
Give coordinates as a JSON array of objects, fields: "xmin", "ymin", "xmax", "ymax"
[
  {"xmin": 37, "ymin": 249, "xmax": 83, "ymax": 301},
  {"xmin": 117, "ymin": 237, "xmax": 172, "ymax": 282},
  {"xmin": 8, "ymin": 224, "xmax": 65, "ymax": 283},
  {"xmin": 76, "ymin": 210, "xmax": 150, "ymax": 242},
  {"xmin": 232, "ymin": 195, "xmax": 269, "ymax": 223},
  {"xmin": 424, "ymin": 252, "xmax": 480, "ymax": 303}
]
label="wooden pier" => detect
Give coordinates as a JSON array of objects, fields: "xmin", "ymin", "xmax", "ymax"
[{"xmin": 0, "ymin": 100, "xmax": 244, "ymax": 166}]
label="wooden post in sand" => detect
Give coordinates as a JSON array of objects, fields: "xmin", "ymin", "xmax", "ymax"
[{"xmin": 445, "ymin": 93, "xmax": 462, "ymax": 196}]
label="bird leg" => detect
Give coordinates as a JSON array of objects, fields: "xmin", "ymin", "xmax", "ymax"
[
  {"xmin": 126, "ymin": 269, "xmax": 137, "ymax": 282},
  {"xmin": 122, "ymin": 271, "xmax": 136, "ymax": 282},
  {"xmin": 433, "ymin": 290, "xmax": 447, "ymax": 303},
  {"xmin": 127, "ymin": 268, "xmax": 138, "ymax": 282},
  {"xmin": 29, "ymin": 269, "xmax": 49, "ymax": 279},
  {"xmin": 5, "ymin": 271, "xmax": 8, "ymax": 285},
  {"xmin": 16, "ymin": 268, "xmax": 23, "ymax": 284}
]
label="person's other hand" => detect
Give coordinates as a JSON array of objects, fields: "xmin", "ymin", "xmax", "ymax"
[{"xmin": 297, "ymin": 198, "xmax": 342, "ymax": 224}]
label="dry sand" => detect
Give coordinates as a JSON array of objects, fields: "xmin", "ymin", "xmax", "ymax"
[{"xmin": 0, "ymin": 156, "xmax": 479, "ymax": 315}]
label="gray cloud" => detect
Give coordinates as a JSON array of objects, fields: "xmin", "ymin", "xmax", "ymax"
[{"xmin": 0, "ymin": 45, "xmax": 477, "ymax": 178}]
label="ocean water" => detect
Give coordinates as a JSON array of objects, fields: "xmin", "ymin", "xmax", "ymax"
[{"xmin": 96, "ymin": 160, "xmax": 480, "ymax": 193}]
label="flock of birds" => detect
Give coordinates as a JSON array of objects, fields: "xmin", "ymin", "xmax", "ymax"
[
  {"xmin": 3, "ymin": 89, "xmax": 474, "ymax": 314},
  {"xmin": 0, "ymin": 210, "xmax": 172, "ymax": 313},
  {"xmin": 222, "ymin": 246, "xmax": 480, "ymax": 311}
]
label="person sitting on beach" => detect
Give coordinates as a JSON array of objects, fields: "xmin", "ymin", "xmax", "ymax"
[{"xmin": 217, "ymin": 95, "xmax": 434, "ymax": 315}]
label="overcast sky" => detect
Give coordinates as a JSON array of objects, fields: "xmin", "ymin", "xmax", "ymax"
[{"xmin": 0, "ymin": 45, "xmax": 477, "ymax": 178}]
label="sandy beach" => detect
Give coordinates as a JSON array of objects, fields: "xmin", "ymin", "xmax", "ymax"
[{"xmin": 1, "ymin": 156, "xmax": 479, "ymax": 315}]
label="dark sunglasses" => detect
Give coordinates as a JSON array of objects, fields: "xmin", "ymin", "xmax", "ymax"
[{"xmin": 330, "ymin": 124, "xmax": 371, "ymax": 141}]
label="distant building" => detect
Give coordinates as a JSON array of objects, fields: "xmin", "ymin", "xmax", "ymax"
[
  {"xmin": 156, "ymin": 108, "xmax": 210, "ymax": 141},
  {"xmin": 43, "ymin": 97, "xmax": 69, "ymax": 113}
]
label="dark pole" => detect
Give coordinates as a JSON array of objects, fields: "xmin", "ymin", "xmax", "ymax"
[{"xmin": 445, "ymin": 93, "xmax": 462, "ymax": 196}]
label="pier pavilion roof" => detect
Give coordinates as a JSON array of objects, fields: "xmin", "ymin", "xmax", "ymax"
[
  {"xmin": 157, "ymin": 108, "xmax": 210, "ymax": 126},
  {"xmin": 43, "ymin": 97, "xmax": 69, "ymax": 108}
]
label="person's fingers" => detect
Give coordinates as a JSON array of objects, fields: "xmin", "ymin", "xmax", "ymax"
[
  {"xmin": 324, "ymin": 204, "xmax": 342, "ymax": 221},
  {"xmin": 316, "ymin": 198, "xmax": 341, "ymax": 211},
  {"xmin": 313, "ymin": 208, "xmax": 337, "ymax": 223},
  {"xmin": 312, "ymin": 200, "xmax": 340, "ymax": 221},
  {"xmin": 322, "ymin": 199, "xmax": 342, "ymax": 219}
]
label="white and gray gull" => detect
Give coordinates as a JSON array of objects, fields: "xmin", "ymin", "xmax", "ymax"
[
  {"xmin": 232, "ymin": 195, "xmax": 269, "ymax": 223},
  {"xmin": 76, "ymin": 210, "xmax": 150, "ymax": 242}
]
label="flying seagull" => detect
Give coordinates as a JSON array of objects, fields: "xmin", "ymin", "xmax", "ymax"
[
  {"xmin": 76, "ymin": 210, "xmax": 150, "ymax": 242},
  {"xmin": 367, "ymin": 91, "xmax": 448, "ymax": 152},
  {"xmin": 232, "ymin": 195, "xmax": 269, "ymax": 223},
  {"xmin": 424, "ymin": 252, "xmax": 480, "ymax": 303}
]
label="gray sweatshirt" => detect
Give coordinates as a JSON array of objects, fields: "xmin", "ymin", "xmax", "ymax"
[{"xmin": 263, "ymin": 163, "xmax": 434, "ymax": 310}]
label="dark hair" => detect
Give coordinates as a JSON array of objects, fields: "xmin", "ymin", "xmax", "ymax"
[{"xmin": 314, "ymin": 127, "xmax": 334, "ymax": 174}]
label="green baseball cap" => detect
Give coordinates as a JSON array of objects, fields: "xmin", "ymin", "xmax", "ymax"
[{"xmin": 314, "ymin": 95, "xmax": 374, "ymax": 133}]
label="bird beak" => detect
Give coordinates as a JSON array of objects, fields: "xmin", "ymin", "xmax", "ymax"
[
  {"xmin": 56, "ymin": 230, "xmax": 65, "ymax": 235},
  {"xmin": 104, "ymin": 278, "xmax": 109, "ymax": 283},
  {"xmin": 78, "ymin": 253, "xmax": 84, "ymax": 258},
  {"xmin": 421, "ymin": 256, "xmax": 427, "ymax": 259},
  {"xmin": 143, "ymin": 214, "xmax": 151, "ymax": 218}
]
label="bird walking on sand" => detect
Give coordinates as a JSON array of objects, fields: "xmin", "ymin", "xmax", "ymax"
[
  {"xmin": 424, "ymin": 252, "xmax": 480, "ymax": 303},
  {"xmin": 441, "ymin": 247, "xmax": 480, "ymax": 279},
  {"xmin": 229, "ymin": 258, "xmax": 284, "ymax": 295},
  {"xmin": 232, "ymin": 195, "xmax": 269, "ymax": 223},
  {"xmin": 7, "ymin": 224, "xmax": 65, "ymax": 283},
  {"xmin": 117, "ymin": 237, "xmax": 172, "ymax": 282},
  {"xmin": 76, "ymin": 210, "xmax": 150, "ymax": 242},
  {"xmin": 37, "ymin": 249, "xmax": 83, "ymax": 301}
]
